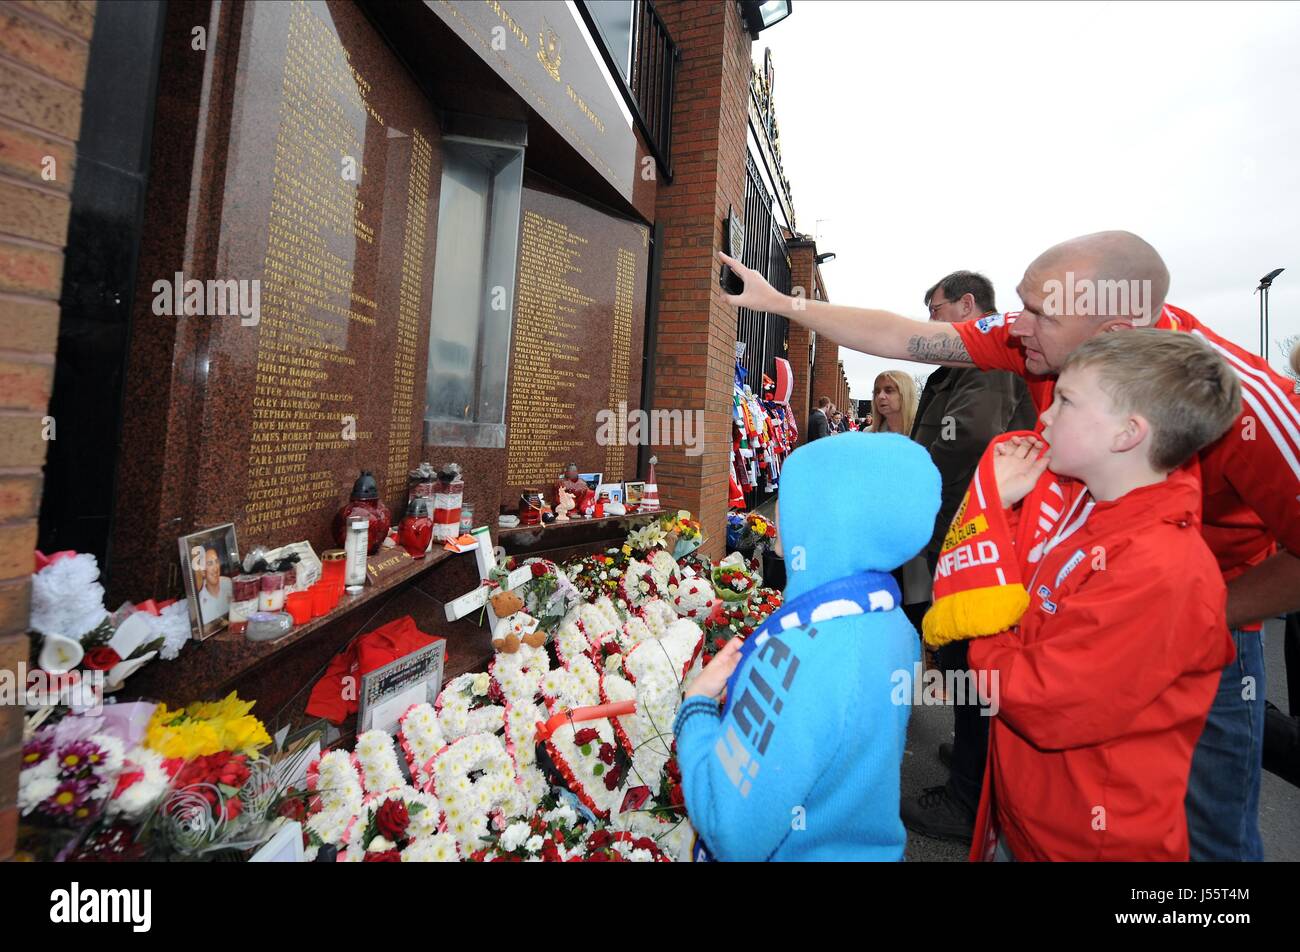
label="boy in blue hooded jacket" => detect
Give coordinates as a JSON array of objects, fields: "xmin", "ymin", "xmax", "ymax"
[{"xmin": 674, "ymin": 432, "xmax": 940, "ymax": 861}]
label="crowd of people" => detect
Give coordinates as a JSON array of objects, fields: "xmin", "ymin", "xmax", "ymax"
[{"xmin": 673, "ymin": 231, "xmax": 1298, "ymax": 861}]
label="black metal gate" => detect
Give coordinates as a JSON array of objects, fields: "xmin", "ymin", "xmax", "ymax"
[
  {"xmin": 735, "ymin": 153, "xmax": 790, "ymax": 508},
  {"xmin": 736, "ymin": 154, "xmax": 790, "ymax": 395}
]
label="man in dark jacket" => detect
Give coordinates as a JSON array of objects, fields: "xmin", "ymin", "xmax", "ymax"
[
  {"xmin": 806, "ymin": 395, "xmax": 831, "ymax": 442},
  {"xmin": 900, "ymin": 270, "xmax": 1037, "ymax": 844}
]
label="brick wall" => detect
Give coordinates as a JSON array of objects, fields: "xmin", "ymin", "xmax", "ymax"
[
  {"xmin": 785, "ymin": 241, "xmax": 814, "ymax": 435},
  {"xmin": 811, "ymin": 330, "xmax": 841, "ymax": 420},
  {"xmin": 650, "ymin": 0, "xmax": 751, "ymax": 557},
  {"xmin": 0, "ymin": 0, "xmax": 96, "ymax": 861}
]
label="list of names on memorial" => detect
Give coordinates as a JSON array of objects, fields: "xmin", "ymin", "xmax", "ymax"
[
  {"xmin": 505, "ymin": 210, "xmax": 593, "ymax": 487},
  {"xmin": 386, "ymin": 130, "xmax": 431, "ymax": 499},
  {"xmin": 243, "ymin": 0, "xmax": 428, "ymax": 538},
  {"xmin": 604, "ymin": 247, "xmax": 636, "ymax": 479}
]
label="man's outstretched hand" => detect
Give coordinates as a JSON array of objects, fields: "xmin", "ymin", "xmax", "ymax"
[{"xmin": 718, "ymin": 250, "xmax": 785, "ymax": 313}]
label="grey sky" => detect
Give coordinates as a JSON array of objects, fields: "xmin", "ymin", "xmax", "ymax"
[{"xmin": 759, "ymin": 0, "xmax": 1300, "ymax": 402}]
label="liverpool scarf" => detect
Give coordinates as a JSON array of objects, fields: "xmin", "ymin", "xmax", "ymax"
[{"xmin": 922, "ymin": 431, "xmax": 1071, "ymax": 647}]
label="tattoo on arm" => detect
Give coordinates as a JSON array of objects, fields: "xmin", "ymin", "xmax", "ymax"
[{"xmin": 906, "ymin": 332, "xmax": 974, "ymax": 366}]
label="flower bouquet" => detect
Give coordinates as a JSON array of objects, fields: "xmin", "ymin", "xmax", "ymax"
[
  {"xmin": 493, "ymin": 557, "xmax": 581, "ymax": 637},
  {"xmin": 701, "ymin": 587, "xmax": 783, "ymax": 662},
  {"xmin": 624, "ymin": 520, "xmax": 668, "ymax": 556},
  {"xmin": 562, "ymin": 548, "xmax": 631, "ymax": 605},
  {"xmin": 710, "ymin": 553, "xmax": 761, "ymax": 603},
  {"xmin": 658, "ymin": 511, "xmax": 704, "ymax": 560}
]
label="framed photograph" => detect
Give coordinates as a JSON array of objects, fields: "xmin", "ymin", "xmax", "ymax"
[
  {"xmin": 579, "ymin": 472, "xmax": 602, "ymax": 494},
  {"xmin": 357, "ymin": 638, "xmax": 447, "ymax": 735},
  {"xmin": 178, "ymin": 523, "xmax": 240, "ymax": 642},
  {"xmin": 624, "ymin": 482, "xmax": 645, "ymax": 508},
  {"xmin": 597, "ymin": 482, "xmax": 624, "ymax": 505}
]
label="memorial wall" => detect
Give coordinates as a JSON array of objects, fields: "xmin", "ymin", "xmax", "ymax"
[
  {"xmin": 502, "ymin": 184, "xmax": 649, "ymax": 508},
  {"xmin": 111, "ymin": 0, "xmax": 653, "ymax": 604}
]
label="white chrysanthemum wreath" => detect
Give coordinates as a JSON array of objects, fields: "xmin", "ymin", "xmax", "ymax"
[
  {"xmin": 428, "ymin": 732, "xmax": 520, "ymax": 852},
  {"xmin": 396, "ymin": 702, "xmax": 445, "ymax": 790},
  {"xmin": 436, "ymin": 672, "xmax": 505, "ymax": 741}
]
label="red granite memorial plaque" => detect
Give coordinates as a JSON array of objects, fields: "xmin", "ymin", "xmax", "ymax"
[
  {"xmin": 501, "ymin": 184, "xmax": 649, "ymax": 510},
  {"xmin": 187, "ymin": 0, "xmax": 440, "ymax": 549}
]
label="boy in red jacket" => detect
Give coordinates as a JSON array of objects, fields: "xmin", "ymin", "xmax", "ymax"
[{"xmin": 929, "ymin": 330, "xmax": 1240, "ymax": 861}]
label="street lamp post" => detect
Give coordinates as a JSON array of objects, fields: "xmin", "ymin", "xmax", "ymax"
[{"xmin": 1257, "ymin": 268, "xmax": 1285, "ymax": 361}]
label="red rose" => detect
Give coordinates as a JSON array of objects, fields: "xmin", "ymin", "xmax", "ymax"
[
  {"xmin": 634, "ymin": 836, "xmax": 657, "ymax": 853},
  {"xmin": 666, "ymin": 759, "xmax": 681, "ymax": 783},
  {"xmin": 376, "ymin": 798, "xmax": 410, "ymax": 841},
  {"xmin": 221, "ymin": 798, "xmax": 243, "ymax": 822},
  {"xmin": 83, "ymin": 647, "xmax": 122, "ymax": 671},
  {"xmin": 588, "ymin": 829, "xmax": 612, "ymax": 849},
  {"xmin": 364, "ymin": 849, "xmax": 402, "ymax": 862},
  {"xmin": 573, "ymin": 727, "xmax": 599, "ymax": 746},
  {"xmin": 669, "ymin": 784, "xmax": 685, "ymax": 809},
  {"xmin": 278, "ymin": 797, "xmax": 307, "ymax": 821},
  {"xmin": 588, "ymin": 851, "xmax": 609, "ymax": 862},
  {"xmin": 531, "ymin": 562, "xmax": 547, "ymax": 577},
  {"xmin": 604, "ymin": 766, "xmax": 622, "ymax": 791},
  {"xmin": 597, "ymin": 743, "xmax": 616, "ymax": 765}
]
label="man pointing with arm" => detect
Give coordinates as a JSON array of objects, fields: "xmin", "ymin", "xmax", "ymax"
[{"xmin": 718, "ymin": 231, "xmax": 1300, "ymax": 861}]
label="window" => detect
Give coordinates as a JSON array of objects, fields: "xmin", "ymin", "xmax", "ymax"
[
  {"xmin": 586, "ymin": 0, "xmax": 635, "ymax": 82},
  {"xmin": 424, "ymin": 134, "xmax": 525, "ymax": 447}
]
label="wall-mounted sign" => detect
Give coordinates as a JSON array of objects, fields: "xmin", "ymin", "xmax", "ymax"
[
  {"xmin": 727, "ymin": 204, "xmax": 745, "ymax": 259},
  {"xmin": 426, "ymin": 0, "xmax": 636, "ymax": 202}
]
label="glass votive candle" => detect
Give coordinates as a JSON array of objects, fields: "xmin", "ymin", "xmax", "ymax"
[
  {"xmin": 459, "ymin": 504, "xmax": 475, "ymax": 533},
  {"xmin": 259, "ymin": 571, "xmax": 286, "ymax": 612},
  {"xmin": 229, "ymin": 574, "xmax": 261, "ymax": 634},
  {"xmin": 285, "ymin": 591, "xmax": 313, "ymax": 625},
  {"xmin": 320, "ymin": 550, "xmax": 346, "ymax": 586},
  {"xmin": 309, "ymin": 583, "xmax": 332, "ymax": 618}
]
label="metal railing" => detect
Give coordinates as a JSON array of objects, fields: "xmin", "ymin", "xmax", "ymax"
[{"xmin": 737, "ymin": 153, "xmax": 791, "ymax": 393}]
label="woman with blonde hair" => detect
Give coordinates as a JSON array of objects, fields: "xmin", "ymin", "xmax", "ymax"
[{"xmin": 871, "ymin": 370, "xmax": 918, "ymax": 435}]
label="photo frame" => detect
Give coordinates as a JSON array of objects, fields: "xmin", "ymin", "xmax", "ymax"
[
  {"xmin": 357, "ymin": 638, "xmax": 447, "ymax": 735},
  {"xmin": 624, "ymin": 481, "xmax": 645, "ymax": 508},
  {"xmin": 579, "ymin": 472, "xmax": 602, "ymax": 494},
  {"xmin": 597, "ymin": 482, "xmax": 624, "ymax": 505},
  {"xmin": 178, "ymin": 523, "xmax": 240, "ymax": 642}
]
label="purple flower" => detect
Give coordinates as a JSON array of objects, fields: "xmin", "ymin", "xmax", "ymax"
[
  {"xmin": 58, "ymin": 739, "xmax": 106, "ymax": 778},
  {"xmin": 21, "ymin": 733, "xmax": 54, "ymax": 769},
  {"xmin": 42, "ymin": 778, "xmax": 93, "ymax": 819}
]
